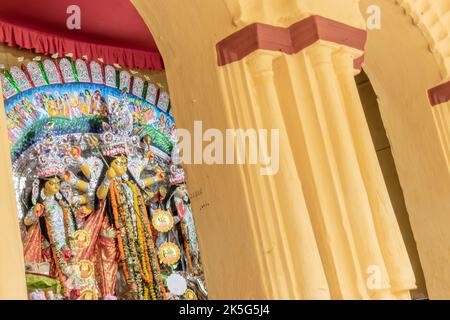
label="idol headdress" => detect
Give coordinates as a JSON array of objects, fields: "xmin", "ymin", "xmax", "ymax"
[
  {"xmin": 34, "ymin": 134, "xmax": 71, "ymax": 179},
  {"xmin": 100, "ymin": 90, "xmax": 139, "ymax": 157}
]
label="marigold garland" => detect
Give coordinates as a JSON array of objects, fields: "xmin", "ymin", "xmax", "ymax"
[
  {"xmin": 129, "ymin": 182, "xmax": 152, "ymax": 284},
  {"xmin": 116, "ymin": 183, "xmax": 143, "ymax": 297},
  {"xmin": 136, "ymin": 186, "xmax": 167, "ymax": 300},
  {"xmin": 105, "ymin": 179, "xmax": 169, "ymax": 300},
  {"xmin": 126, "ymin": 181, "xmax": 158, "ymax": 299},
  {"xmin": 109, "ymin": 183, "xmax": 130, "ymax": 282}
]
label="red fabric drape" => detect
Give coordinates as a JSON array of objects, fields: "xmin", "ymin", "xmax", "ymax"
[{"xmin": 0, "ymin": 20, "xmax": 164, "ymax": 71}]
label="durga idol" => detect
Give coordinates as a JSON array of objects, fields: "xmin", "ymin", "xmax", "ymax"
[{"xmin": 22, "ymin": 134, "xmax": 79, "ymax": 299}]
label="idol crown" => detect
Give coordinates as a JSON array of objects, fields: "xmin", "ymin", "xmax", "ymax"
[
  {"xmin": 35, "ymin": 134, "xmax": 71, "ymax": 178},
  {"xmin": 100, "ymin": 89, "xmax": 138, "ymax": 157}
]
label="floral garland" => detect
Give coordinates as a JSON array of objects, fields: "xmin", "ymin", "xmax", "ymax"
[
  {"xmin": 123, "ymin": 183, "xmax": 149, "ymax": 299},
  {"xmin": 126, "ymin": 181, "xmax": 167, "ymax": 300},
  {"xmin": 114, "ymin": 181, "xmax": 141, "ymax": 298},
  {"xmin": 133, "ymin": 183, "xmax": 167, "ymax": 300},
  {"xmin": 109, "ymin": 182, "xmax": 131, "ymax": 283},
  {"xmin": 109, "ymin": 180, "xmax": 166, "ymax": 300},
  {"xmin": 132, "ymin": 186, "xmax": 152, "ymax": 283},
  {"xmin": 130, "ymin": 183, "xmax": 153, "ymax": 300},
  {"xmin": 116, "ymin": 182, "xmax": 144, "ymax": 299}
]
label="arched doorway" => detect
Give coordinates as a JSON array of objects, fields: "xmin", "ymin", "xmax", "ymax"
[{"xmin": 0, "ymin": 0, "xmax": 206, "ymax": 300}]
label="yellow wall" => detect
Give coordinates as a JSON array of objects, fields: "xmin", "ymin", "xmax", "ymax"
[
  {"xmin": 361, "ymin": 0, "xmax": 450, "ymax": 299},
  {"xmin": 131, "ymin": 0, "xmax": 269, "ymax": 299},
  {"xmin": 356, "ymin": 71, "xmax": 427, "ymax": 299},
  {"xmin": 133, "ymin": 0, "xmax": 415, "ymax": 299}
]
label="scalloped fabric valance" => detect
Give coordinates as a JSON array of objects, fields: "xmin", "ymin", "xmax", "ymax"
[{"xmin": 0, "ymin": 0, "xmax": 163, "ymax": 71}]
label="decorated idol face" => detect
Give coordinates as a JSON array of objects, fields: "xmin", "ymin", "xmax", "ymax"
[
  {"xmin": 44, "ymin": 176, "xmax": 61, "ymax": 196},
  {"xmin": 111, "ymin": 155, "xmax": 127, "ymax": 177}
]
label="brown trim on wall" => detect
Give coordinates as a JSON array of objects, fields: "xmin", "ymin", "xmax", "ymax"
[
  {"xmin": 216, "ymin": 15, "xmax": 367, "ymax": 67},
  {"xmin": 428, "ymin": 80, "xmax": 450, "ymax": 106}
]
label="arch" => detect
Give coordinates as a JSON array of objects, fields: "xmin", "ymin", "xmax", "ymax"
[
  {"xmin": 360, "ymin": 0, "xmax": 450, "ymax": 299},
  {"xmin": 394, "ymin": 0, "xmax": 450, "ymax": 79},
  {"xmin": 131, "ymin": 0, "xmax": 417, "ymax": 300},
  {"xmin": 130, "ymin": 0, "xmax": 270, "ymax": 300}
]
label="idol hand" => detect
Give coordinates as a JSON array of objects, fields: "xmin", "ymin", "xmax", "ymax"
[{"xmin": 33, "ymin": 203, "xmax": 44, "ymax": 217}]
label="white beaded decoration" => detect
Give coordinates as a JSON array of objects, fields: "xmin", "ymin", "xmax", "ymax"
[
  {"xmin": 146, "ymin": 83, "xmax": 158, "ymax": 105},
  {"xmin": 10, "ymin": 66, "xmax": 32, "ymax": 91},
  {"xmin": 89, "ymin": 61, "xmax": 104, "ymax": 84},
  {"xmin": 43, "ymin": 59, "xmax": 62, "ymax": 84},
  {"xmin": 26, "ymin": 61, "xmax": 46, "ymax": 87},
  {"xmin": 75, "ymin": 59, "xmax": 90, "ymax": 82},
  {"xmin": 59, "ymin": 58, "xmax": 76, "ymax": 83},
  {"xmin": 105, "ymin": 65, "xmax": 117, "ymax": 88}
]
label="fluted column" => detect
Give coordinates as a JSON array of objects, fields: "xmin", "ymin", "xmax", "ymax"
[
  {"xmin": 219, "ymin": 50, "xmax": 330, "ymax": 299},
  {"xmin": 333, "ymin": 49, "xmax": 416, "ymax": 298},
  {"xmin": 308, "ymin": 44, "xmax": 393, "ymax": 298},
  {"xmin": 244, "ymin": 51, "xmax": 330, "ymax": 299},
  {"xmin": 269, "ymin": 41, "xmax": 417, "ymax": 299}
]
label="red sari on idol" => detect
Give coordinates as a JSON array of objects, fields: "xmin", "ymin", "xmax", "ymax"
[{"xmin": 23, "ymin": 200, "xmax": 119, "ymax": 300}]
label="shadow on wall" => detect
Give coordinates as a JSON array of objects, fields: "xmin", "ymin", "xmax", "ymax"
[{"xmin": 356, "ymin": 70, "xmax": 428, "ymax": 300}]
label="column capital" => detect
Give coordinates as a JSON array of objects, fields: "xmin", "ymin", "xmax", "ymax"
[
  {"xmin": 306, "ymin": 43, "xmax": 335, "ymax": 68},
  {"xmin": 216, "ymin": 15, "xmax": 366, "ymax": 69},
  {"xmin": 245, "ymin": 51, "xmax": 280, "ymax": 79},
  {"xmin": 333, "ymin": 49, "xmax": 358, "ymax": 75}
]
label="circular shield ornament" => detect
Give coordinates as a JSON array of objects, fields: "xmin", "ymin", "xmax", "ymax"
[
  {"xmin": 158, "ymin": 242, "xmax": 181, "ymax": 265},
  {"xmin": 185, "ymin": 288, "xmax": 198, "ymax": 300},
  {"xmin": 79, "ymin": 288, "xmax": 98, "ymax": 300},
  {"xmin": 77, "ymin": 260, "xmax": 94, "ymax": 279},
  {"xmin": 167, "ymin": 273, "xmax": 187, "ymax": 296},
  {"xmin": 152, "ymin": 210, "xmax": 174, "ymax": 233},
  {"xmin": 74, "ymin": 230, "xmax": 90, "ymax": 249}
]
